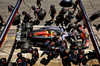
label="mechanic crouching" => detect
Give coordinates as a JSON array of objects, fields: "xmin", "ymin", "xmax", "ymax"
[
  {"xmin": 28, "ymin": 48, "xmax": 39, "ymax": 66},
  {"xmin": 40, "ymin": 41, "xmax": 59, "ymax": 65}
]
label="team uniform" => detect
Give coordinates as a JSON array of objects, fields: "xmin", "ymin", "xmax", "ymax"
[
  {"xmin": 60, "ymin": 50, "xmax": 71, "ymax": 66},
  {"xmin": 16, "ymin": 53, "xmax": 28, "ymax": 66},
  {"xmin": 0, "ymin": 15, "xmax": 5, "ymax": 31},
  {"xmin": 16, "ymin": 57, "xmax": 27, "ymax": 66},
  {"xmin": 28, "ymin": 48, "xmax": 39, "ymax": 66},
  {"xmin": 34, "ymin": 8, "xmax": 40, "ymax": 17},
  {"xmin": 50, "ymin": 8, "xmax": 56, "ymax": 20},
  {"xmin": 23, "ymin": 14, "xmax": 31, "ymax": 23},
  {"xmin": 49, "ymin": 4, "xmax": 57, "ymax": 22}
]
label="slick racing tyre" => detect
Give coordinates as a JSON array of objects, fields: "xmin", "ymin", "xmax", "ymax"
[{"xmin": 21, "ymin": 42, "xmax": 31, "ymax": 53}]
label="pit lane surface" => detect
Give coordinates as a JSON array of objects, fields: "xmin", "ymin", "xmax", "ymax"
[{"xmin": 0, "ymin": 0, "xmax": 100, "ymax": 66}]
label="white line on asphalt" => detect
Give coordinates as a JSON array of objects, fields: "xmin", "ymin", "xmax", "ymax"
[
  {"xmin": 0, "ymin": 51, "xmax": 43, "ymax": 55},
  {"xmin": 13, "ymin": 59, "xmax": 16, "ymax": 62}
]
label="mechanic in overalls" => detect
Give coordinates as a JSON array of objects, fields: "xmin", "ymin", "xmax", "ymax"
[
  {"xmin": 31, "ymin": 5, "xmax": 41, "ymax": 25},
  {"xmin": 16, "ymin": 53, "xmax": 28, "ymax": 66},
  {"xmin": 31, "ymin": 5, "xmax": 40, "ymax": 18},
  {"xmin": 49, "ymin": 4, "xmax": 57, "ymax": 23},
  {"xmin": 22, "ymin": 11, "xmax": 31, "ymax": 23},
  {"xmin": 31, "ymin": 5, "xmax": 46, "ymax": 25},
  {"xmin": 56, "ymin": 8, "xmax": 68, "ymax": 27},
  {"xmin": 0, "ymin": 15, "xmax": 5, "ymax": 31},
  {"xmin": 8, "ymin": 5, "xmax": 20, "ymax": 25},
  {"xmin": 59, "ymin": 32, "xmax": 71, "ymax": 66},
  {"xmin": 28, "ymin": 48, "xmax": 39, "ymax": 66}
]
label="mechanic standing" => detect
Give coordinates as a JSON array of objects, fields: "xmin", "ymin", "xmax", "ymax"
[
  {"xmin": 16, "ymin": 53, "xmax": 28, "ymax": 66},
  {"xmin": 31, "ymin": 5, "xmax": 40, "ymax": 19},
  {"xmin": 8, "ymin": 5, "xmax": 21, "ymax": 25},
  {"xmin": 31, "ymin": 5, "xmax": 46, "ymax": 25},
  {"xmin": 57, "ymin": 8, "xmax": 69, "ymax": 27},
  {"xmin": 31, "ymin": 5, "xmax": 41, "ymax": 25},
  {"xmin": 49, "ymin": 4, "xmax": 57, "ymax": 23},
  {"xmin": 0, "ymin": 15, "xmax": 5, "ymax": 31}
]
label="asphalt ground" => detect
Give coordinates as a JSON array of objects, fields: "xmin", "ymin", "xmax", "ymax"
[{"xmin": 0, "ymin": 0, "xmax": 100, "ymax": 66}]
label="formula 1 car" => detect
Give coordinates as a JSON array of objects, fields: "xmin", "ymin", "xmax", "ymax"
[
  {"xmin": 15, "ymin": 23, "xmax": 89, "ymax": 52},
  {"xmin": 27, "ymin": 27, "xmax": 63, "ymax": 45},
  {"xmin": 15, "ymin": 26, "xmax": 64, "ymax": 49}
]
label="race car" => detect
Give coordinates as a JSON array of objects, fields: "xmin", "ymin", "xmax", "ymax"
[
  {"xmin": 27, "ymin": 26, "xmax": 63, "ymax": 47},
  {"xmin": 27, "ymin": 26, "xmax": 62, "ymax": 41}
]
